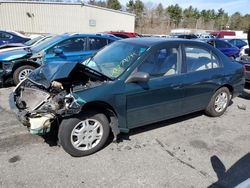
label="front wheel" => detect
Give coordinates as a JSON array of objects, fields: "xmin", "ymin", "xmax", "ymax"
[
  {"xmin": 205, "ymin": 87, "xmax": 230, "ymax": 117},
  {"xmin": 58, "ymin": 112, "xmax": 110, "ymax": 157},
  {"xmin": 13, "ymin": 65, "xmax": 35, "ymax": 85}
]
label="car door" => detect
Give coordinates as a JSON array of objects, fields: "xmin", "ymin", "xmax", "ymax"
[
  {"xmin": 125, "ymin": 44, "xmax": 186, "ymax": 128},
  {"xmin": 181, "ymin": 44, "xmax": 223, "ymax": 114},
  {"xmin": 44, "ymin": 37, "xmax": 87, "ymax": 63}
]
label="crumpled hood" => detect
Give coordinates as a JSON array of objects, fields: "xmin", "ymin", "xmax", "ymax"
[
  {"xmin": 0, "ymin": 48, "xmax": 31, "ymax": 61},
  {"xmin": 28, "ymin": 61, "xmax": 79, "ymax": 88}
]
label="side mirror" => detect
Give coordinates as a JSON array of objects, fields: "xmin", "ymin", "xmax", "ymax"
[
  {"xmin": 125, "ymin": 72, "xmax": 150, "ymax": 83},
  {"xmin": 54, "ymin": 48, "xmax": 63, "ymax": 55}
]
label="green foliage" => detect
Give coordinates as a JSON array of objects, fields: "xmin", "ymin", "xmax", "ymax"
[
  {"xmin": 107, "ymin": 0, "xmax": 121, "ymax": 10},
  {"xmin": 88, "ymin": 0, "xmax": 106, "ymax": 7},
  {"xmin": 166, "ymin": 4, "xmax": 182, "ymax": 27},
  {"xmin": 126, "ymin": 0, "xmax": 144, "ymax": 27},
  {"xmin": 156, "ymin": 3, "xmax": 164, "ymax": 17}
]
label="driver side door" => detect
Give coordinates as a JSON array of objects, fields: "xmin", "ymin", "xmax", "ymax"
[
  {"xmin": 44, "ymin": 37, "xmax": 87, "ymax": 63},
  {"xmin": 125, "ymin": 44, "xmax": 185, "ymax": 128}
]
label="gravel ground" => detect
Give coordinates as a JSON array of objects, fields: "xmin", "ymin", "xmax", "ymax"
[{"xmin": 0, "ymin": 87, "xmax": 250, "ymax": 188}]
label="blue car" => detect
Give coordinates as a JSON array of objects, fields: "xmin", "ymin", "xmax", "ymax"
[
  {"xmin": 224, "ymin": 38, "xmax": 247, "ymax": 49},
  {"xmin": 205, "ymin": 38, "xmax": 240, "ymax": 59},
  {"xmin": 0, "ymin": 30, "xmax": 30, "ymax": 45},
  {"xmin": 0, "ymin": 33, "xmax": 120, "ymax": 85}
]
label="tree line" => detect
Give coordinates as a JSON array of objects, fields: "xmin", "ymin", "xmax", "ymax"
[{"xmin": 88, "ymin": 0, "xmax": 250, "ymax": 34}]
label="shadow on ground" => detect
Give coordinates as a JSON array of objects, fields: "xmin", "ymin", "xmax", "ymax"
[
  {"xmin": 117, "ymin": 111, "xmax": 204, "ymax": 142},
  {"xmin": 209, "ymin": 153, "xmax": 250, "ymax": 188}
]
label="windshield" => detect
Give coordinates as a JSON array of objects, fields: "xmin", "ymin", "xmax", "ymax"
[
  {"xmin": 31, "ymin": 35, "xmax": 64, "ymax": 53},
  {"xmin": 24, "ymin": 36, "xmax": 44, "ymax": 46},
  {"xmin": 81, "ymin": 41, "xmax": 148, "ymax": 79}
]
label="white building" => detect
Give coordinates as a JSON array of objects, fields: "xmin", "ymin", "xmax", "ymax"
[{"xmin": 0, "ymin": 1, "xmax": 135, "ymax": 34}]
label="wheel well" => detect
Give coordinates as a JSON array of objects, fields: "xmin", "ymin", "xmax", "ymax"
[
  {"xmin": 219, "ymin": 84, "xmax": 234, "ymax": 95},
  {"xmin": 12, "ymin": 61, "xmax": 40, "ymax": 73},
  {"xmin": 81, "ymin": 101, "xmax": 117, "ymax": 121},
  {"xmin": 81, "ymin": 101, "xmax": 120, "ymax": 140}
]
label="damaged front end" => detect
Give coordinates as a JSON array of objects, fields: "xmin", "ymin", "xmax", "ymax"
[
  {"xmin": 13, "ymin": 62, "xmax": 110, "ymax": 135},
  {"xmin": 13, "ymin": 79, "xmax": 81, "ymax": 135}
]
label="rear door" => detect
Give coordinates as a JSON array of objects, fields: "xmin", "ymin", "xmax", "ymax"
[
  {"xmin": 44, "ymin": 37, "xmax": 87, "ymax": 63},
  {"xmin": 125, "ymin": 44, "xmax": 186, "ymax": 128},
  {"xmin": 181, "ymin": 44, "xmax": 223, "ymax": 114}
]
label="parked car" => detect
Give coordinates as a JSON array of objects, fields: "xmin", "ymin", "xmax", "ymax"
[
  {"xmin": 0, "ymin": 35, "xmax": 52, "ymax": 50},
  {"xmin": 171, "ymin": 34, "xmax": 198, "ymax": 39},
  {"xmin": 224, "ymin": 39, "xmax": 247, "ymax": 49},
  {"xmin": 204, "ymin": 38, "xmax": 240, "ymax": 59},
  {"xmin": 195, "ymin": 33, "xmax": 214, "ymax": 39},
  {"xmin": 239, "ymin": 45, "xmax": 249, "ymax": 58},
  {"xmin": 12, "ymin": 38, "xmax": 245, "ymax": 157},
  {"xmin": 0, "ymin": 30, "xmax": 30, "ymax": 45},
  {"xmin": 0, "ymin": 33, "xmax": 120, "ymax": 86},
  {"xmin": 106, "ymin": 31, "xmax": 141, "ymax": 38},
  {"xmin": 210, "ymin": 31, "xmax": 236, "ymax": 38}
]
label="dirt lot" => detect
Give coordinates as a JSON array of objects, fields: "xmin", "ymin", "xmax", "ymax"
[{"xmin": 0, "ymin": 87, "xmax": 250, "ymax": 188}]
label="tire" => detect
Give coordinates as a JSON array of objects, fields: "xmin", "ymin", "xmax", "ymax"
[
  {"xmin": 58, "ymin": 112, "xmax": 110, "ymax": 157},
  {"xmin": 13, "ymin": 65, "xmax": 35, "ymax": 85},
  {"xmin": 205, "ymin": 87, "xmax": 230, "ymax": 117}
]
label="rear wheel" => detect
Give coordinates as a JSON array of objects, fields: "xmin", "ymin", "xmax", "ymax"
[
  {"xmin": 13, "ymin": 65, "xmax": 35, "ymax": 85},
  {"xmin": 205, "ymin": 87, "xmax": 230, "ymax": 117},
  {"xmin": 58, "ymin": 112, "xmax": 110, "ymax": 157}
]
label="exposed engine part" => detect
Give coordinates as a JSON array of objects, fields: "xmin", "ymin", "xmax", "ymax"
[
  {"xmin": 29, "ymin": 113, "xmax": 55, "ymax": 135},
  {"xmin": 72, "ymin": 80, "xmax": 105, "ymax": 92},
  {"xmin": 16, "ymin": 87, "xmax": 50, "ymax": 111},
  {"xmin": 58, "ymin": 93, "xmax": 82, "ymax": 116},
  {"xmin": 51, "ymin": 81, "xmax": 63, "ymax": 90}
]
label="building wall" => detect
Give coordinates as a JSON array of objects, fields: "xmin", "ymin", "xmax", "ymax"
[{"xmin": 0, "ymin": 1, "xmax": 135, "ymax": 34}]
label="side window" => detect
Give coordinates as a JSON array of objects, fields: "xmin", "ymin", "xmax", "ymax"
[
  {"xmin": 88, "ymin": 37, "xmax": 108, "ymax": 50},
  {"xmin": 236, "ymin": 40, "xmax": 245, "ymax": 47},
  {"xmin": 47, "ymin": 37, "xmax": 86, "ymax": 54},
  {"xmin": 185, "ymin": 46, "xmax": 220, "ymax": 73},
  {"xmin": 138, "ymin": 46, "xmax": 179, "ymax": 77},
  {"xmin": 0, "ymin": 32, "xmax": 12, "ymax": 39}
]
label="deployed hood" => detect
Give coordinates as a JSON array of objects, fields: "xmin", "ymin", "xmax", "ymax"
[{"xmin": 0, "ymin": 47, "xmax": 32, "ymax": 61}]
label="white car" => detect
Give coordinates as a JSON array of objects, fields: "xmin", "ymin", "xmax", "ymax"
[{"xmin": 240, "ymin": 45, "xmax": 249, "ymax": 58}]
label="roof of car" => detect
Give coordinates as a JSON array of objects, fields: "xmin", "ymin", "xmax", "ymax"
[
  {"xmin": 120, "ymin": 37, "xmax": 204, "ymax": 47},
  {"xmin": 0, "ymin": 30, "xmax": 30, "ymax": 38},
  {"xmin": 60, "ymin": 32, "xmax": 119, "ymax": 38}
]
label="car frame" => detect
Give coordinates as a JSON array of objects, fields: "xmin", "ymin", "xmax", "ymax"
[{"xmin": 12, "ymin": 38, "xmax": 245, "ymax": 157}]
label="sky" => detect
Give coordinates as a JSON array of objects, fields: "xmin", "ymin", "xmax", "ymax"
[{"xmin": 118, "ymin": 0, "xmax": 250, "ymax": 15}]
